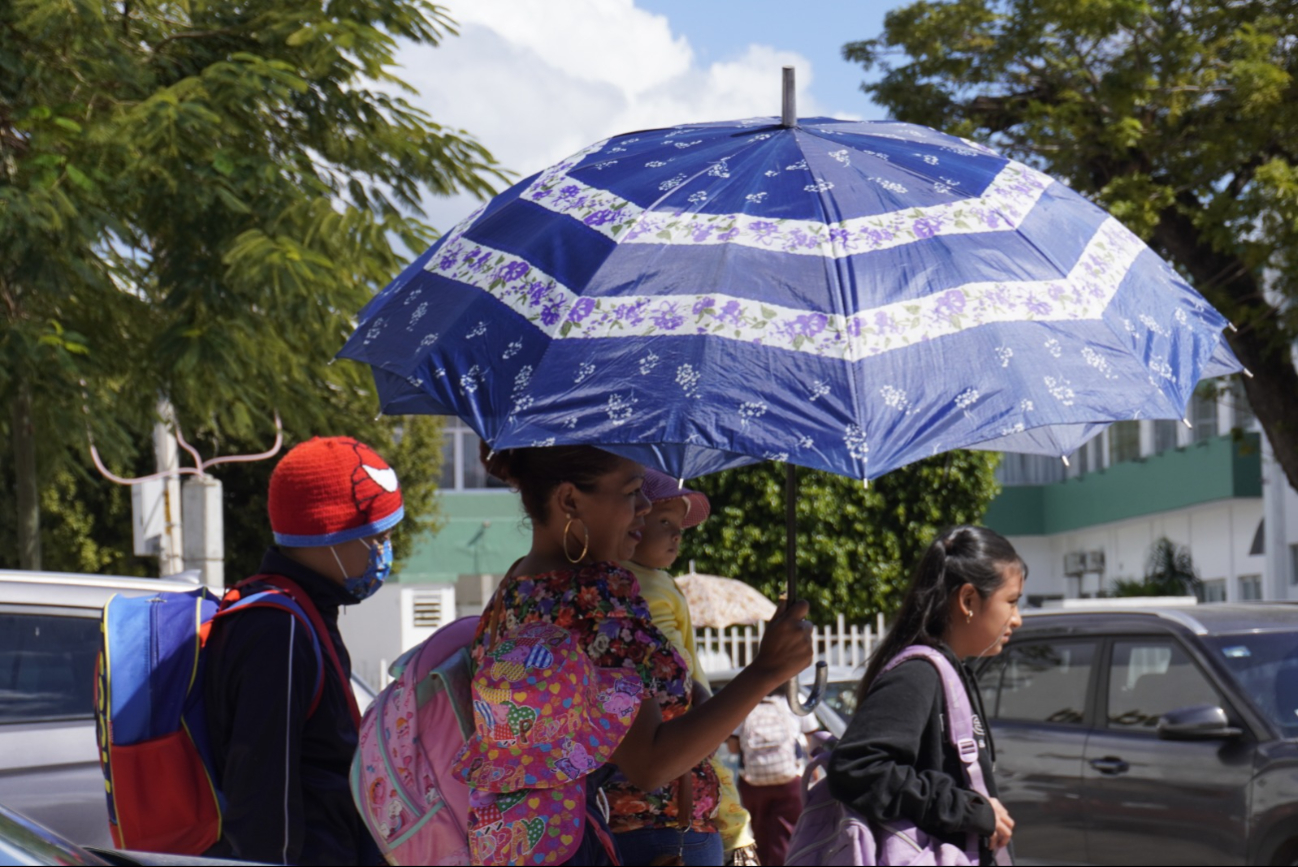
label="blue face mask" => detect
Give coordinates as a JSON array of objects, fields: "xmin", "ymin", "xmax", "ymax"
[{"xmin": 335, "ymin": 538, "xmax": 392, "ymax": 601}]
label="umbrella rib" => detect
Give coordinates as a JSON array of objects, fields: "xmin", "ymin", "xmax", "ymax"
[{"xmin": 799, "ymin": 126, "xmax": 868, "ymax": 481}]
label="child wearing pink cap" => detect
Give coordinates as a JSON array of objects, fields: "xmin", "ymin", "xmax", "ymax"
[{"xmin": 622, "ymin": 469, "xmax": 758, "ymax": 866}]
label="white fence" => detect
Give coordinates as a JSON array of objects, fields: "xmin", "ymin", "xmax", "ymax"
[{"xmin": 692, "ymin": 612, "xmax": 886, "ymax": 674}]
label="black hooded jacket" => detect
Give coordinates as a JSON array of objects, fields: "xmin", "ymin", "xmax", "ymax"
[
  {"xmin": 203, "ymin": 547, "xmax": 379, "ymax": 866},
  {"xmin": 827, "ymin": 643, "xmax": 1000, "ymax": 862}
]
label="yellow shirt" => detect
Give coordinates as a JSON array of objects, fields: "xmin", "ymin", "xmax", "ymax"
[{"xmin": 623, "ymin": 561, "xmax": 756, "ymax": 852}]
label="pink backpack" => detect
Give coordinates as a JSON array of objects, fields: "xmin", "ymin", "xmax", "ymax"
[
  {"xmin": 785, "ymin": 645, "xmax": 1011, "ymax": 866},
  {"xmin": 351, "ymin": 616, "xmax": 480, "ymax": 865}
]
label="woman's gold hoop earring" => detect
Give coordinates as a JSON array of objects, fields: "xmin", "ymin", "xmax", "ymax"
[{"xmin": 563, "ymin": 514, "xmax": 590, "ymax": 564}]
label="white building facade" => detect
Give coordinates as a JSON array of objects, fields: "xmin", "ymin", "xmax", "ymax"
[{"xmin": 983, "ymin": 377, "xmax": 1297, "ymax": 605}]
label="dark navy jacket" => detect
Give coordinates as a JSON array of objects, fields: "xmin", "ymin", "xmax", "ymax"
[{"xmin": 203, "ymin": 547, "xmax": 379, "ymax": 865}]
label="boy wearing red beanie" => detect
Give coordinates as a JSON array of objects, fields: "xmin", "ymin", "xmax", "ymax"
[{"xmin": 203, "ymin": 436, "xmax": 403, "ymax": 865}]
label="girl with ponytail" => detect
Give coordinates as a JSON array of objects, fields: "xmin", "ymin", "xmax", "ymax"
[{"xmin": 827, "ymin": 526, "xmax": 1026, "ymax": 864}]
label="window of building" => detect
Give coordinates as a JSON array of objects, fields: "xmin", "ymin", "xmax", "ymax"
[
  {"xmin": 1230, "ymin": 377, "xmax": 1256, "ymax": 432},
  {"xmin": 1108, "ymin": 421, "xmax": 1141, "ymax": 465},
  {"xmin": 1239, "ymin": 575, "xmax": 1263, "ymax": 601},
  {"xmin": 439, "ymin": 423, "xmax": 510, "ymax": 492},
  {"xmin": 1191, "ymin": 386, "xmax": 1219, "ymax": 443},
  {"xmin": 1200, "ymin": 579, "xmax": 1227, "ymax": 603},
  {"xmin": 1153, "ymin": 419, "xmax": 1180, "ymax": 454},
  {"xmin": 1106, "ymin": 639, "xmax": 1219, "ymax": 730},
  {"xmin": 991, "ymin": 640, "xmax": 1096, "ymax": 725},
  {"xmin": 995, "ymin": 453, "xmax": 1065, "ymax": 486}
]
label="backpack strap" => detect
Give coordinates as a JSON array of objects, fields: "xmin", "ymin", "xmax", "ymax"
[
  {"xmin": 884, "ymin": 645, "xmax": 1007, "ymax": 865},
  {"xmin": 212, "ymin": 575, "xmax": 362, "ymax": 729}
]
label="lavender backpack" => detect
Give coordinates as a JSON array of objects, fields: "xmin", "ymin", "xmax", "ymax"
[{"xmin": 785, "ymin": 646, "xmax": 1012, "ymax": 866}]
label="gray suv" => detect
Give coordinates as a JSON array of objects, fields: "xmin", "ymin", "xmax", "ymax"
[
  {"xmin": 0, "ymin": 569, "xmax": 376, "ymax": 850},
  {"xmin": 975, "ymin": 603, "xmax": 1298, "ymax": 866}
]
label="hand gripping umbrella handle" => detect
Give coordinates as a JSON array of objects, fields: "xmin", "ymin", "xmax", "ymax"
[
  {"xmin": 787, "ymin": 660, "xmax": 827, "ymax": 716},
  {"xmin": 783, "ymin": 461, "xmax": 825, "ymax": 716}
]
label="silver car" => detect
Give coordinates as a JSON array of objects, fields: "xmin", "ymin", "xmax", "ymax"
[{"xmin": 0, "ymin": 569, "xmax": 376, "ymax": 851}]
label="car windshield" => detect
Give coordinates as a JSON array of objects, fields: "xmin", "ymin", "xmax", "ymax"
[
  {"xmin": 821, "ymin": 680, "xmax": 858, "ymax": 720},
  {"xmin": 1204, "ymin": 631, "xmax": 1298, "ymax": 738}
]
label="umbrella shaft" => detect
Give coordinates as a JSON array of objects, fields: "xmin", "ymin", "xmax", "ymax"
[{"xmin": 786, "ymin": 462, "xmax": 797, "ymax": 603}]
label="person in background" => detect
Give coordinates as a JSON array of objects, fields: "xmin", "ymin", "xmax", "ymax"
[
  {"xmin": 204, "ymin": 436, "xmax": 403, "ymax": 865},
  {"xmin": 828, "ymin": 526, "xmax": 1025, "ymax": 866},
  {"xmin": 621, "ymin": 469, "xmax": 760, "ymax": 866},
  {"xmin": 731, "ymin": 685, "xmax": 820, "ymax": 866}
]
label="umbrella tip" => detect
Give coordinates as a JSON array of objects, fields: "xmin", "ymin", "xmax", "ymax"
[
  {"xmin": 1243, "ymin": 368, "xmax": 1254, "ymax": 378},
  {"xmin": 1228, "ymin": 321, "xmax": 1239, "ymax": 333},
  {"xmin": 782, "ymin": 66, "xmax": 796, "ymax": 128},
  {"xmin": 678, "ymin": 477, "xmax": 685, "ymax": 489},
  {"xmin": 1183, "ymin": 417, "xmax": 1193, "ymax": 429},
  {"xmin": 1061, "ymin": 454, "xmax": 1071, "ymax": 467}
]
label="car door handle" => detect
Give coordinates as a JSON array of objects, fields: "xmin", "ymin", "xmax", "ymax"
[{"xmin": 1090, "ymin": 756, "xmax": 1130, "ymax": 775}]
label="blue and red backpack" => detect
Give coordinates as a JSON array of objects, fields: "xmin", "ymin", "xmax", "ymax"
[{"xmin": 94, "ymin": 575, "xmax": 360, "ymax": 855}]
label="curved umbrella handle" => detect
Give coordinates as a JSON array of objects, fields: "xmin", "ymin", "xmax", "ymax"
[{"xmin": 786, "ymin": 660, "xmax": 828, "ymax": 716}]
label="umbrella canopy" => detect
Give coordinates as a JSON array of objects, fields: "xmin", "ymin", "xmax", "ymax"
[
  {"xmin": 340, "ymin": 115, "xmax": 1240, "ymax": 482},
  {"xmin": 675, "ymin": 571, "xmax": 777, "ymax": 630}
]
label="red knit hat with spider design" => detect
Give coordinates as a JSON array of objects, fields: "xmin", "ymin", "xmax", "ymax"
[{"xmin": 268, "ymin": 437, "xmax": 404, "ymax": 546}]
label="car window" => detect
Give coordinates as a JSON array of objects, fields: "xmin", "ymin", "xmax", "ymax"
[
  {"xmin": 821, "ymin": 681, "xmax": 859, "ymax": 720},
  {"xmin": 1107, "ymin": 638, "xmax": 1219, "ymax": 731},
  {"xmin": 1205, "ymin": 632, "xmax": 1298, "ymax": 738},
  {"xmin": 0, "ymin": 612, "xmax": 99, "ymax": 723},
  {"xmin": 995, "ymin": 640, "xmax": 1095, "ymax": 725}
]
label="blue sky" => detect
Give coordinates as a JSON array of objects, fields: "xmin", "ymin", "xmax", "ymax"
[
  {"xmin": 636, "ymin": 0, "xmax": 893, "ymax": 119},
  {"xmin": 397, "ymin": 0, "xmax": 907, "ymax": 231}
]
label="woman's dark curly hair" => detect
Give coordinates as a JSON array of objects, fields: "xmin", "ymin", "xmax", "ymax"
[{"xmin": 480, "ymin": 441, "xmax": 626, "ymax": 524}]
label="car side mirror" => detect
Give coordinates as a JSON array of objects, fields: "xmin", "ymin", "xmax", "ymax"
[{"xmin": 1157, "ymin": 704, "xmax": 1242, "ymax": 741}]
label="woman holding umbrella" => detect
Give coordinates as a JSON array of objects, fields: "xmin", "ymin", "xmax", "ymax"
[{"xmin": 466, "ymin": 443, "xmax": 813, "ymax": 865}]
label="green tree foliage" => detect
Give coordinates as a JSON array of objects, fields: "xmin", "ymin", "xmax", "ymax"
[
  {"xmin": 1, "ymin": 0, "xmax": 499, "ymax": 570},
  {"xmin": 684, "ymin": 453, "xmax": 1001, "ymax": 621},
  {"xmin": 0, "ymin": 413, "xmax": 445, "ymax": 581},
  {"xmin": 1110, "ymin": 536, "xmax": 1200, "ymax": 596},
  {"xmin": 844, "ymin": 0, "xmax": 1298, "ymax": 493}
]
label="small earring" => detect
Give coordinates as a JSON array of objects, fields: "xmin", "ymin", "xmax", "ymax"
[
  {"xmin": 563, "ymin": 514, "xmax": 590, "ymax": 564},
  {"xmin": 965, "ymin": 610, "xmax": 973, "ymax": 624}
]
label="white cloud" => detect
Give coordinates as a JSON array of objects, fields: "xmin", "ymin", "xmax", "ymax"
[{"xmin": 395, "ymin": 0, "xmax": 852, "ymax": 233}]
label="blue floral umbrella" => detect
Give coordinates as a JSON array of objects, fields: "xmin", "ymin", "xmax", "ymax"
[
  {"xmin": 338, "ymin": 80, "xmax": 1241, "ymax": 711},
  {"xmin": 340, "ymin": 116, "xmax": 1239, "ymax": 484}
]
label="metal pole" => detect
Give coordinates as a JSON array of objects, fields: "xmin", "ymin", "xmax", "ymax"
[
  {"xmin": 786, "ymin": 462, "xmax": 798, "ymax": 601},
  {"xmin": 183, "ymin": 474, "xmax": 225, "ymax": 591},
  {"xmin": 784, "ymin": 461, "xmax": 826, "ymax": 715},
  {"xmin": 154, "ymin": 398, "xmax": 185, "ymax": 576},
  {"xmin": 781, "ymin": 66, "xmax": 797, "ymax": 128}
]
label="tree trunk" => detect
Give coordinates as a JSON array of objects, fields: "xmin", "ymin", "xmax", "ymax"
[
  {"xmin": 1153, "ymin": 201, "xmax": 1298, "ymax": 496},
  {"xmin": 11, "ymin": 381, "xmax": 41, "ymax": 570}
]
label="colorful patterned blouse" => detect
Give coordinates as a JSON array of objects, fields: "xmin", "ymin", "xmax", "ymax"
[{"xmin": 471, "ymin": 561, "xmax": 720, "ymax": 834}]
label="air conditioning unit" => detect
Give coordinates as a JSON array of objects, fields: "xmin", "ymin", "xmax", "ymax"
[
  {"xmin": 400, "ymin": 585, "xmax": 456, "ymax": 646},
  {"xmin": 1084, "ymin": 550, "xmax": 1106, "ymax": 573},
  {"xmin": 1064, "ymin": 552, "xmax": 1085, "ymax": 576}
]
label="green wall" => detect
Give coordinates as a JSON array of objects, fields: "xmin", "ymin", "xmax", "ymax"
[
  {"xmin": 396, "ymin": 492, "xmax": 530, "ymax": 582},
  {"xmin": 983, "ymin": 433, "xmax": 1261, "ymax": 536}
]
